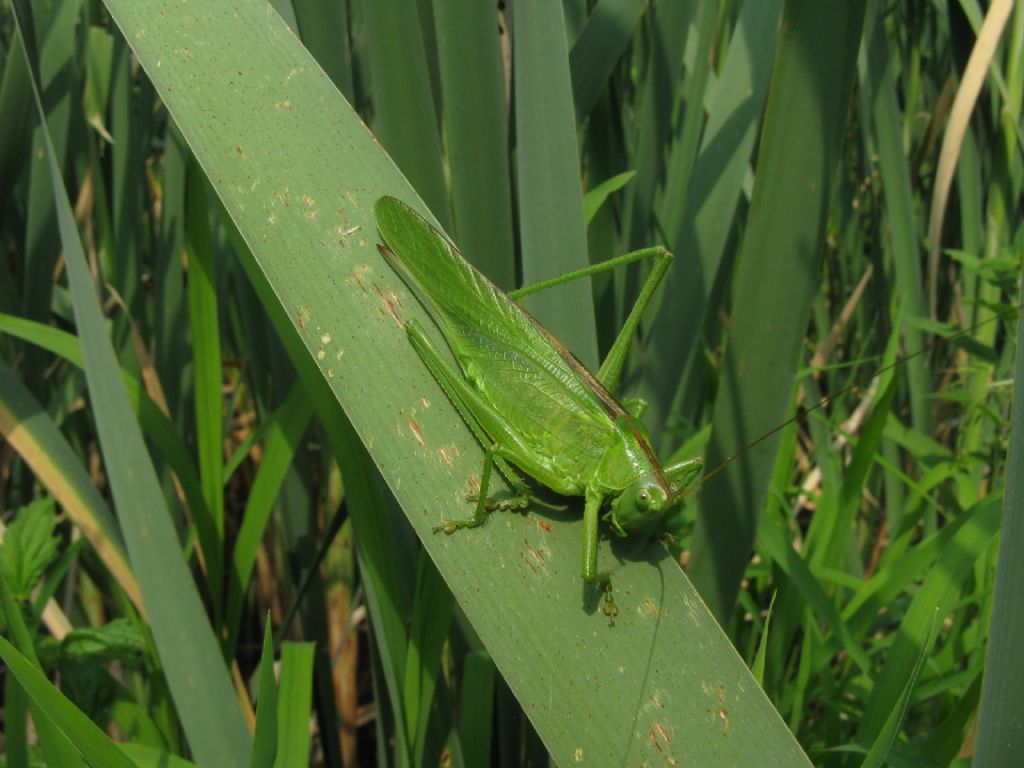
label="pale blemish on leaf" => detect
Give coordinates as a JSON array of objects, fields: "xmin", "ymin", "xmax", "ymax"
[
  {"xmin": 521, "ymin": 538, "xmax": 546, "ymax": 574},
  {"xmin": 352, "ymin": 264, "xmax": 371, "ymax": 293},
  {"xmin": 373, "ymin": 283, "xmax": 403, "ymax": 328},
  {"xmin": 647, "ymin": 720, "xmax": 676, "ymax": 765},
  {"xmin": 408, "ymin": 419, "xmax": 425, "ymax": 448},
  {"xmin": 296, "ymin": 306, "xmax": 310, "ymax": 330},
  {"xmin": 420, "ymin": 396, "xmax": 430, "ymax": 408},
  {"xmin": 321, "ymin": 332, "xmax": 332, "ymax": 345},
  {"xmin": 574, "ymin": 747, "xmax": 583, "ymax": 762},
  {"xmin": 682, "ymin": 592, "xmax": 701, "ymax": 626},
  {"xmin": 639, "ymin": 597, "xmax": 660, "ymax": 620},
  {"xmin": 275, "ymin": 191, "xmax": 289, "ymax": 206}
]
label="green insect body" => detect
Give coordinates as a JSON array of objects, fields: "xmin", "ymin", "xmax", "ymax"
[{"xmin": 374, "ymin": 196, "xmax": 702, "ymax": 604}]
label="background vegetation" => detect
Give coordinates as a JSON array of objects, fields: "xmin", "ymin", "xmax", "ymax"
[{"xmin": 0, "ymin": 0, "xmax": 1021, "ymax": 766}]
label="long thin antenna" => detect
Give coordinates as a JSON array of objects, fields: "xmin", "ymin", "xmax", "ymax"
[{"xmin": 683, "ymin": 303, "xmax": 1020, "ymax": 498}]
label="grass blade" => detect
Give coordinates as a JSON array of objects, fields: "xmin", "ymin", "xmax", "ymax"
[
  {"xmin": 513, "ymin": 1, "xmax": 597, "ymax": 368},
  {"xmin": 974, "ymin": 269, "xmax": 1024, "ymax": 766},
  {"xmin": 688, "ymin": 0, "xmax": 868, "ymax": 623},
  {"xmin": 11, "ymin": 4, "xmax": 252, "ymax": 762}
]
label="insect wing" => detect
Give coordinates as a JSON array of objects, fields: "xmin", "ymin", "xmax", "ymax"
[{"xmin": 374, "ymin": 197, "xmax": 617, "ymax": 466}]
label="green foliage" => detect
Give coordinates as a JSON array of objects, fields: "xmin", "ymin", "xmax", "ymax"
[
  {"xmin": 0, "ymin": 1, "xmax": 1021, "ymax": 766},
  {"xmin": 0, "ymin": 498, "xmax": 60, "ymax": 599}
]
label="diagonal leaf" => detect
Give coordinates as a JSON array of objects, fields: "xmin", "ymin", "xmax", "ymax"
[{"xmin": 97, "ymin": 2, "xmax": 811, "ymax": 764}]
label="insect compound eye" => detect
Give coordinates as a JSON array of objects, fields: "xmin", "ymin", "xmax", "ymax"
[{"xmin": 636, "ymin": 488, "xmax": 651, "ymax": 510}]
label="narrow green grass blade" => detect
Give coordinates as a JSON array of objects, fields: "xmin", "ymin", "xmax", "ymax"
[
  {"xmin": 689, "ymin": 0, "xmax": 868, "ymax": 624},
  {"xmin": 225, "ymin": 380, "xmax": 313, "ymax": 655},
  {"xmin": 20, "ymin": 0, "xmax": 80, "ymax": 397},
  {"xmin": 153, "ymin": 123, "xmax": 190, "ymax": 421},
  {"xmin": 109, "ymin": 28, "xmax": 148, "ymax": 316},
  {"xmin": 859, "ymin": 612, "xmax": 935, "ymax": 768},
  {"xmin": 0, "ymin": 22, "xmax": 33, "ymax": 206},
  {"xmin": 975, "ymin": 273, "xmax": 1024, "ymax": 766},
  {"xmin": 617, "ymin": 1, "xmax": 691, "ymax": 253},
  {"xmin": 12, "ymin": 6, "xmax": 252, "ymax": 762},
  {"xmin": 120, "ymin": 744, "xmax": 199, "ymax": 768},
  {"xmin": 292, "ymin": 0, "xmax": 354, "ymax": 98},
  {"xmin": 854, "ymin": 498, "xmax": 1001, "ymax": 748},
  {"xmin": 98, "ymin": 3, "xmax": 811, "ymax": 763},
  {"xmin": 757, "ymin": 510, "xmax": 873, "ymax": 675},
  {"xmin": 513, "ymin": 1, "xmax": 598, "ymax": 369},
  {"xmin": 0, "ymin": 566, "xmax": 85, "ymax": 768},
  {"xmin": 456, "ymin": 650, "xmax": 496, "ymax": 767},
  {"xmin": 640, "ymin": 0, "xmax": 783, "ymax": 443},
  {"xmin": 185, "ymin": 160, "xmax": 226, "ymax": 621},
  {"xmin": 404, "ymin": 552, "xmax": 454, "ymax": 765},
  {"xmin": 569, "ymin": 0, "xmax": 648, "ymax": 125},
  {"xmin": 251, "ymin": 621, "xmax": 278, "ymax": 768},
  {"xmin": 862, "ymin": 1, "xmax": 931, "ymax": 437},
  {"xmin": 274, "ymin": 643, "xmax": 315, "ymax": 768},
  {"xmin": 432, "ymin": 0, "xmax": 516, "ymax": 290},
  {"xmin": 4, "ymin": 672, "xmax": 30, "ymax": 768},
  {"xmin": 583, "ymin": 170, "xmax": 635, "ymax": 225},
  {"xmin": 363, "ymin": 0, "xmax": 450, "ymax": 228}
]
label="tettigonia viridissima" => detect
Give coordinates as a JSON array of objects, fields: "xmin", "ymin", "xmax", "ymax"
[
  {"xmin": 374, "ymin": 196, "xmax": 702, "ymax": 618},
  {"xmin": 373, "ymin": 195, "xmax": 1019, "ymax": 623}
]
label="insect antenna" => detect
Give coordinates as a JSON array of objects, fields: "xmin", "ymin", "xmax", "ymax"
[{"xmin": 678, "ymin": 302, "xmax": 1021, "ymax": 501}]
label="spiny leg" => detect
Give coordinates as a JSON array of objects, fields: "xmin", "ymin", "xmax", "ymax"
[
  {"xmin": 506, "ymin": 246, "xmax": 673, "ymax": 398},
  {"xmin": 595, "ymin": 247, "xmax": 672, "ymax": 396},
  {"xmin": 581, "ymin": 489, "xmax": 617, "ymax": 624}
]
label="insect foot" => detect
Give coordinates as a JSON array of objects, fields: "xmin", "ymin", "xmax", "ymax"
[
  {"xmin": 602, "ymin": 582, "xmax": 619, "ymax": 627},
  {"xmin": 432, "ymin": 520, "xmax": 462, "ymax": 535}
]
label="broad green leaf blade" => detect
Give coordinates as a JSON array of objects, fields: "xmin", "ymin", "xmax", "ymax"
[
  {"xmin": 363, "ymin": 0, "xmax": 450, "ymax": 229},
  {"xmin": 569, "ymin": 0, "xmax": 648, "ymax": 124},
  {"xmin": 12, "ymin": 5, "xmax": 252, "ymax": 763},
  {"xmin": 432, "ymin": 0, "xmax": 516, "ymax": 290},
  {"xmin": 689, "ymin": 0, "xmax": 868, "ymax": 623},
  {"xmin": 99, "ymin": 2, "xmax": 810, "ymax": 764},
  {"xmin": 513, "ymin": 1, "xmax": 597, "ymax": 369},
  {"xmin": 973, "ymin": 267, "xmax": 1024, "ymax": 767},
  {"xmin": 640, "ymin": 0, "xmax": 783, "ymax": 446}
]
